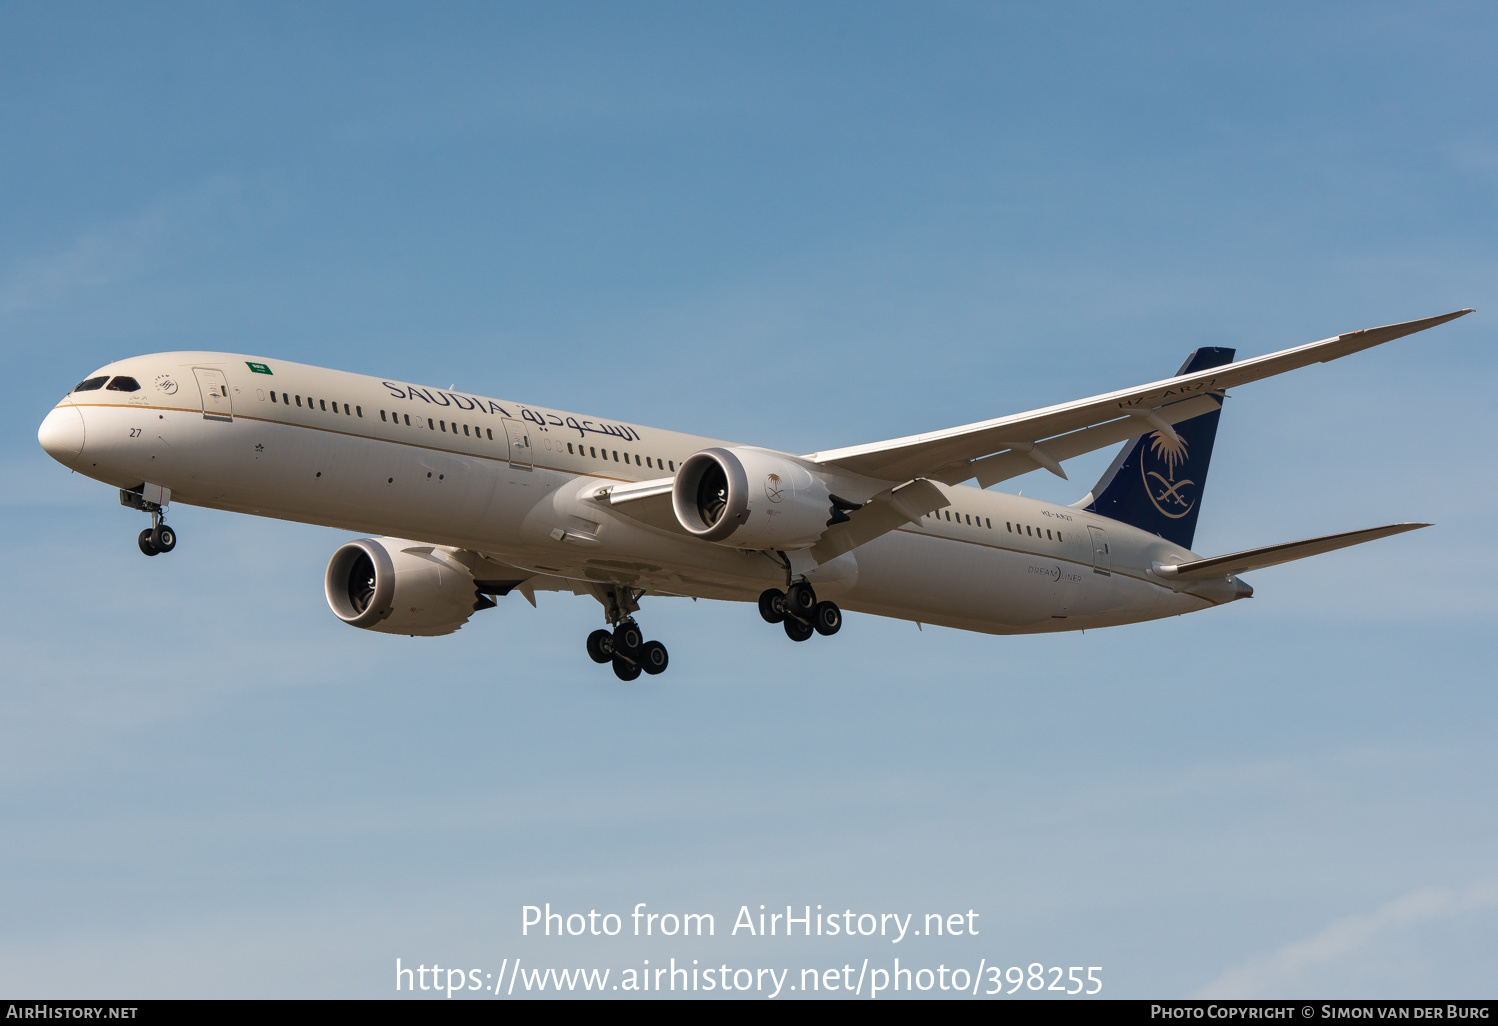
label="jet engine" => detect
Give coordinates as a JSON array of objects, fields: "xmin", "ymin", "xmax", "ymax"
[
  {"xmin": 324, "ymin": 537, "xmax": 493, "ymax": 637},
  {"xmin": 672, "ymin": 447, "xmax": 843, "ymax": 550}
]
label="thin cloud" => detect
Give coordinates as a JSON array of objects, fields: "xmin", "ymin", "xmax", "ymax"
[
  {"xmin": 0, "ymin": 177, "xmax": 241, "ymax": 318},
  {"xmin": 1197, "ymin": 882, "xmax": 1498, "ymax": 997}
]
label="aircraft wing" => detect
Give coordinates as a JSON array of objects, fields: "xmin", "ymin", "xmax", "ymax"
[
  {"xmin": 1153, "ymin": 523, "xmax": 1429, "ymax": 580},
  {"xmin": 806, "ymin": 310, "xmax": 1472, "ymax": 487}
]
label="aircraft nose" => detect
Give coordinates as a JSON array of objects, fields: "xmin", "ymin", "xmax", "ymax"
[{"xmin": 38, "ymin": 404, "xmax": 85, "ymax": 465}]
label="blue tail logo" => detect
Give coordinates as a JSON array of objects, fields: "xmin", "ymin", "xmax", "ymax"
[
  {"xmin": 1082, "ymin": 346, "xmax": 1235, "ymax": 549},
  {"xmin": 1142, "ymin": 431, "xmax": 1196, "ymax": 519}
]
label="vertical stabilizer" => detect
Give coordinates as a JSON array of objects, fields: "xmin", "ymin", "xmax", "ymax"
[{"xmin": 1079, "ymin": 347, "xmax": 1235, "ymax": 549}]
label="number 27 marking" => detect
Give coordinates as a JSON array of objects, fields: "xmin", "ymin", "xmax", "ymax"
[{"xmin": 129, "ymin": 428, "xmax": 142, "ymax": 438}]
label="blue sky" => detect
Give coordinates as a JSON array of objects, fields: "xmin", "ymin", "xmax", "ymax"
[{"xmin": 2, "ymin": 1, "xmax": 1495, "ymax": 998}]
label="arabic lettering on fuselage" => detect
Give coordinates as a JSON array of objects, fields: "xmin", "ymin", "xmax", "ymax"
[{"xmin": 380, "ymin": 381, "xmax": 642, "ymax": 442}]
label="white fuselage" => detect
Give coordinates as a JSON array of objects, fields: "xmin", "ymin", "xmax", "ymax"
[{"xmin": 42, "ymin": 352, "xmax": 1249, "ymax": 634}]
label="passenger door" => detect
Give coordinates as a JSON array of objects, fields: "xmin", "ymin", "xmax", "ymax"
[
  {"xmin": 1088, "ymin": 525, "xmax": 1111, "ymax": 576},
  {"xmin": 193, "ymin": 367, "xmax": 233, "ymax": 421},
  {"xmin": 501, "ymin": 417, "xmax": 532, "ymax": 470}
]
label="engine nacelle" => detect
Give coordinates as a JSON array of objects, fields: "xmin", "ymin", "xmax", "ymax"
[
  {"xmin": 672, "ymin": 447, "xmax": 836, "ymax": 550},
  {"xmin": 324, "ymin": 537, "xmax": 489, "ymax": 637}
]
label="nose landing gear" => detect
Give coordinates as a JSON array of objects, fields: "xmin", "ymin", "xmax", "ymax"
[
  {"xmin": 137, "ymin": 523, "xmax": 177, "ymax": 556},
  {"xmin": 122, "ymin": 487, "xmax": 177, "ymax": 557},
  {"xmin": 759, "ymin": 582, "xmax": 841, "ymax": 642}
]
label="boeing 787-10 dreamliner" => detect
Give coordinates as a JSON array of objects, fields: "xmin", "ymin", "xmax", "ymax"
[{"xmin": 38, "ymin": 309, "xmax": 1470, "ymax": 679}]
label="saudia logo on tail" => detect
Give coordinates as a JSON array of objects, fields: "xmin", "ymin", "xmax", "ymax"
[{"xmin": 1141, "ymin": 431, "xmax": 1195, "ymax": 519}]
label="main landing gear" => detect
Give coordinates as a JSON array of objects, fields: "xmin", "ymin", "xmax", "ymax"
[
  {"xmin": 586, "ymin": 622, "xmax": 669, "ymax": 681},
  {"xmin": 758, "ymin": 581, "xmax": 841, "ymax": 642},
  {"xmin": 585, "ymin": 584, "xmax": 669, "ymax": 681}
]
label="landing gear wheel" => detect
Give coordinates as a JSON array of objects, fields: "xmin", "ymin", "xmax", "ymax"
[
  {"xmin": 785, "ymin": 581, "xmax": 817, "ymax": 617},
  {"xmin": 812, "ymin": 601, "xmax": 842, "ymax": 636},
  {"xmin": 758, "ymin": 588, "xmax": 787, "ymax": 624},
  {"xmin": 586, "ymin": 629, "xmax": 615, "ymax": 664},
  {"xmin": 151, "ymin": 524, "xmax": 177, "ymax": 553},
  {"xmin": 138, "ymin": 529, "xmax": 159, "ymax": 556},
  {"xmin": 784, "ymin": 617, "xmax": 814, "ymax": 642},
  {"xmin": 614, "ymin": 622, "xmax": 643, "ymax": 653},
  {"xmin": 640, "ymin": 640, "xmax": 669, "ymax": 675},
  {"xmin": 612, "ymin": 655, "xmax": 642, "ymax": 681}
]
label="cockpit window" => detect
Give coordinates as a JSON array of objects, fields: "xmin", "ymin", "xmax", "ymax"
[
  {"xmin": 73, "ymin": 376, "xmax": 109, "ymax": 392},
  {"xmin": 105, "ymin": 376, "xmax": 141, "ymax": 392}
]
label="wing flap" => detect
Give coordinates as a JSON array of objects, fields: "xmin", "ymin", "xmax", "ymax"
[
  {"xmin": 1155, "ymin": 523, "xmax": 1429, "ymax": 580},
  {"xmin": 810, "ymin": 310, "xmax": 1471, "ymax": 485}
]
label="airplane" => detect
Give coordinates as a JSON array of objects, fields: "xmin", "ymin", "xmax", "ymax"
[{"xmin": 37, "ymin": 309, "xmax": 1470, "ymax": 680}]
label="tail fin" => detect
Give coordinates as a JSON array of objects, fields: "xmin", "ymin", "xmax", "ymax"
[{"xmin": 1079, "ymin": 346, "xmax": 1235, "ymax": 549}]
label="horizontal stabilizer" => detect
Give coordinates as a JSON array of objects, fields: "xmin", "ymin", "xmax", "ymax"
[{"xmin": 1153, "ymin": 523, "xmax": 1429, "ymax": 580}]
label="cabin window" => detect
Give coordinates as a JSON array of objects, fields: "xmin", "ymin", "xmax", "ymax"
[
  {"xmin": 1046, "ymin": 529, "xmax": 1053, "ymax": 540},
  {"xmin": 568, "ymin": 443, "xmax": 575, "ymax": 454},
  {"xmin": 1056, "ymin": 531, "xmax": 1063, "ymax": 542},
  {"xmin": 623, "ymin": 452, "xmax": 629, "ymax": 463},
  {"xmin": 73, "ymin": 376, "xmax": 109, "ymax": 392},
  {"xmin": 427, "ymin": 418, "xmax": 434, "ymax": 429},
  {"xmin": 646, "ymin": 457, "xmax": 652, "ymax": 468},
  {"xmin": 440, "ymin": 420, "xmax": 447, "ymax": 432},
  {"xmin": 986, "ymin": 518, "xmax": 991, "ymax": 528},
  {"xmin": 282, "ymin": 393, "xmax": 289, "ymax": 404},
  {"xmin": 296, "ymin": 396, "xmax": 302, "ymax": 407},
  {"xmin": 105, "ymin": 376, "xmax": 141, "ymax": 392},
  {"xmin": 965, "ymin": 514, "xmax": 972, "ymax": 525},
  {"xmin": 463, "ymin": 424, "xmax": 470, "ymax": 436},
  {"xmin": 356, "ymin": 406, "xmax": 362, "ymax": 417},
  {"xmin": 590, "ymin": 447, "xmax": 597, "ymax": 458},
  {"xmin": 380, "ymin": 410, "xmax": 386, "ymax": 422},
  {"xmin": 487, "ymin": 428, "xmax": 493, "ymax": 440},
  {"xmin": 635, "ymin": 455, "xmax": 642, "ymax": 466},
  {"xmin": 669, "ymin": 461, "xmax": 675, "ymax": 471},
  {"xmin": 344, "ymin": 403, "xmax": 351, "ymax": 415},
  {"xmin": 271, "ymin": 392, "xmax": 279, "ymax": 404},
  {"xmin": 612, "ymin": 450, "xmax": 619, "ymax": 461},
  {"xmin": 1027, "ymin": 525, "xmax": 1033, "ymax": 536}
]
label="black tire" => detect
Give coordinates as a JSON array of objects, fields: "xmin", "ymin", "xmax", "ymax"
[
  {"xmin": 586, "ymin": 629, "xmax": 614, "ymax": 664},
  {"xmin": 786, "ymin": 581, "xmax": 817, "ymax": 616},
  {"xmin": 812, "ymin": 601, "xmax": 842, "ymax": 636},
  {"xmin": 758, "ymin": 588, "xmax": 786, "ymax": 624},
  {"xmin": 784, "ymin": 617, "xmax": 814, "ymax": 642},
  {"xmin": 612, "ymin": 655, "xmax": 642, "ymax": 681},
  {"xmin": 137, "ymin": 529, "xmax": 159, "ymax": 557},
  {"xmin": 640, "ymin": 640, "xmax": 669, "ymax": 675},
  {"xmin": 152, "ymin": 524, "xmax": 177, "ymax": 553},
  {"xmin": 614, "ymin": 622, "xmax": 643, "ymax": 653}
]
